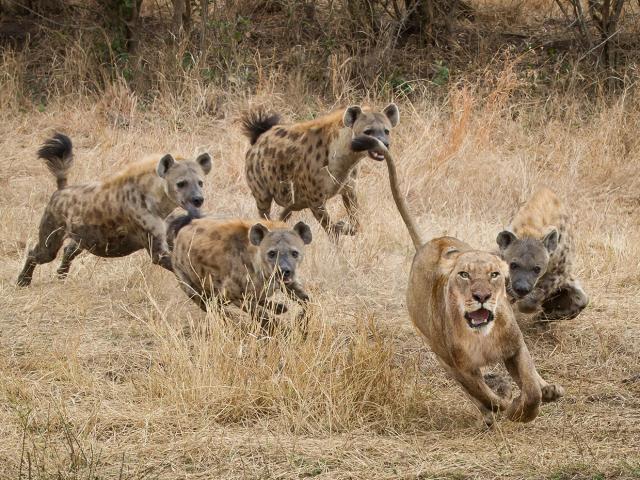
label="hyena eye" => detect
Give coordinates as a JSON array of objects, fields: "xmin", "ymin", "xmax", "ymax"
[
  {"xmin": 198, "ymin": 180, "xmax": 203, "ymax": 187},
  {"xmin": 268, "ymin": 250, "xmax": 277, "ymax": 259},
  {"xmin": 384, "ymin": 129, "xmax": 390, "ymax": 135},
  {"xmin": 291, "ymin": 250, "xmax": 299, "ymax": 259},
  {"xmin": 510, "ymin": 262, "xmax": 519, "ymax": 270},
  {"xmin": 490, "ymin": 271, "xmax": 500, "ymax": 278},
  {"xmin": 364, "ymin": 129, "xmax": 373, "ymax": 136},
  {"xmin": 176, "ymin": 180, "xmax": 187, "ymax": 188},
  {"xmin": 533, "ymin": 266, "xmax": 542, "ymax": 274},
  {"xmin": 458, "ymin": 271, "xmax": 470, "ymax": 279}
]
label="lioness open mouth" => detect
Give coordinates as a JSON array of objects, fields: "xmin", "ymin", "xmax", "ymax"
[
  {"xmin": 464, "ymin": 308, "xmax": 495, "ymax": 328},
  {"xmin": 368, "ymin": 150, "xmax": 385, "ymax": 161}
]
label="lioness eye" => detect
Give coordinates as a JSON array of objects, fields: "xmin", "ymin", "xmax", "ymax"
[
  {"xmin": 491, "ymin": 272, "xmax": 500, "ymax": 278},
  {"xmin": 533, "ymin": 266, "xmax": 541, "ymax": 274},
  {"xmin": 176, "ymin": 180, "xmax": 187, "ymax": 188},
  {"xmin": 458, "ymin": 272, "xmax": 469, "ymax": 279}
]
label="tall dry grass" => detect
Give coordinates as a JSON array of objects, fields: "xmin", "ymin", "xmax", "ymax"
[{"xmin": 0, "ymin": 10, "xmax": 639, "ymax": 478}]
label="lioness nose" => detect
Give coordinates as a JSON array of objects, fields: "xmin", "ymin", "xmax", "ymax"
[{"xmin": 473, "ymin": 292, "xmax": 491, "ymax": 304}]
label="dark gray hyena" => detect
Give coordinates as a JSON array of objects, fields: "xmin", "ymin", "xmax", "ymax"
[
  {"xmin": 17, "ymin": 133, "xmax": 212, "ymax": 286},
  {"xmin": 497, "ymin": 188, "xmax": 588, "ymax": 321}
]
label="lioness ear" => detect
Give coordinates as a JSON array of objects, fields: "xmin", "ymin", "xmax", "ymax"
[
  {"xmin": 196, "ymin": 152, "xmax": 212, "ymax": 175},
  {"xmin": 542, "ymin": 228, "xmax": 559, "ymax": 254},
  {"xmin": 293, "ymin": 221, "xmax": 312, "ymax": 245},
  {"xmin": 156, "ymin": 154, "xmax": 176, "ymax": 178},
  {"xmin": 343, "ymin": 105, "xmax": 362, "ymax": 128},
  {"xmin": 383, "ymin": 103, "xmax": 400, "ymax": 127},
  {"xmin": 249, "ymin": 223, "xmax": 269, "ymax": 246},
  {"xmin": 497, "ymin": 230, "xmax": 517, "ymax": 251}
]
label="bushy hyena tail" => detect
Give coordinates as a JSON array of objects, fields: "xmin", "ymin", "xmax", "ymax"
[
  {"xmin": 37, "ymin": 133, "xmax": 73, "ymax": 190},
  {"xmin": 241, "ymin": 108, "xmax": 281, "ymax": 145}
]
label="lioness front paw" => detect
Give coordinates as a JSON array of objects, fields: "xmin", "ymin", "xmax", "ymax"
[{"xmin": 541, "ymin": 383, "xmax": 565, "ymax": 403}]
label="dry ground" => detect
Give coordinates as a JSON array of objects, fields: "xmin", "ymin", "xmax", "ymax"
[{"xmin": 0, "ymin": 84, "xmax": 639, "ymax": 479}]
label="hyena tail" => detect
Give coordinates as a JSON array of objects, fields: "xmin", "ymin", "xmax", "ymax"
[
  {"xmin": 241, "ymin": 108, "xmax": 281, "ymax": 145},
  {"xmin": 37, "ymin": 133, "xmax": 73, "ymax": 190}
]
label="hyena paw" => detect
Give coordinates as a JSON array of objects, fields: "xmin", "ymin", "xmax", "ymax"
[{"xmin": 333, "ymin": 221, "xmax": 357, "ymax": 236}]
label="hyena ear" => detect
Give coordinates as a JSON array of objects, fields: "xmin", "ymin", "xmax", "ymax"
[
  {"xmin": 383, "ymin": 103, "xmax": 400, "ymax": 127},
  {"xmin": 343, "ymin": 105, "xmax": 362, "ymax": 128},
  {"xmin": 542, "ymin": 228, "xmax": 559, "ymax": 254},
  {"xmin": 293, "ymin": 221, "xmax": 312, "ymax": 245},
  {"xmin": 249, "ymin": 223, "xmax": 270, "ymax": 246},
  {"xmin": 497, "ymin": 230, "xmax": 517, "ymax": 251},
  {"xmin": 196, "ymin": 152, "xmax": 212, "ymax": 175},
  {"xmin": 156, "ymin": 154, "xmax": 176, "ymax": 178}
]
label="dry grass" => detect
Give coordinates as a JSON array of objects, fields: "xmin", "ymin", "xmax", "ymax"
[{"xmin": 0, "ymin": 69, "xmax": 639, "ymax": 479}]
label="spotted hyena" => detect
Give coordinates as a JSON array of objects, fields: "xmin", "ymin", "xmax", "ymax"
[
  {"xmin": 17, "ymin": 133, "xmax": 212, "ymax": 286},
  {"xmin": 241, "ymin": 104, "xmax": 400, "ymax": 238},
  {"xmin": 497, "ymin": 188, "xmax": 588, "ymax": 321},
  {"xmin": 169, "ymin": 215, "xmax": 312, "ymax": 330}
]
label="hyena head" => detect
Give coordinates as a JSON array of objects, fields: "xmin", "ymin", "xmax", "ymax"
[
  {"xmin": 156, "ymin": 152, "xmax": 212, "ymax": 217},
  {"xmin": 344, "ymin": 103, "xmax": 400, "ymax": 161},
  {"xmin": 496, "ymin": 229, "xmax": 559, "ymax": 299},
  {"xmin": 249, "ymin": 221, "xmax": 313, "ymax": 285}
]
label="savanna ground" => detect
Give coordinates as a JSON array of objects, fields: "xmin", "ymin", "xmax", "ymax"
[{"xmin": 1, "ymin": 1, "xmax": 640, "ymax": 478}]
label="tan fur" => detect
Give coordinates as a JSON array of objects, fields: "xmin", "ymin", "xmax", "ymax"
[
  {"xmin": 243, "ymin": 104, "xmax": 399, "ymax": 238},
  {"xmin": 500, "ymin": 187, "xmax": 589, "ymax": 321},
  {"xmin": 171, "ymin": 218, "xmax": 311, "ymax": 329},
  {"xmin": 362, "ymin": 141, "xmax": 563, "ymax": 425},
  {"xmin": 407, "ymin": 237, "xmax": 564, "ymax": 425},
  {"xmin": 511, "ymin": 188, "xmax": 565, "ymax": 238},
  {"xmin": 17, "ymin": 134, "xmax": 211, "ymax": 286}
]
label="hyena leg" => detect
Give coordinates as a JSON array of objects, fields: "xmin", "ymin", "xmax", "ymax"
[
  {"xmin": 339, "ymin": 181, "xmax": 360, "ymax": 236},
  {"xmin": 57, "ymin": 241, "xmax": 83, "ymax": 278},
  {"xmin": 540, "ymin": 280, "xmax": 589, "ymax": 321},
  {"xmin": 255, "ymin": 194, "xmax": 273, "ymax": 220},
  {"xmin": 17, "ymin": 212, "xmax": 66, "ymax": 286},
  {"xmin": 136, "ymin": 215, "xmax": 172, "ymax": 271},
  {"xmin": 310, "ymin": 205, "xmax": 340, "ymax": 240}
]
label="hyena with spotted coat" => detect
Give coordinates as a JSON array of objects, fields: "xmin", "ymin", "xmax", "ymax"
[
  {"xmin": 242, "ymin": 104, "xmax": 399, "ymax": 238},
  {"xmin": 17, "ymin": 133, "xmax": 212, "ymax": 286},
  {"xmin": 169, "ymin": 216, "xmax": 312, "ymax": 329},
  {"xmin": 497, "ymin": 188, "xmax": 588, "ymax": 321}
]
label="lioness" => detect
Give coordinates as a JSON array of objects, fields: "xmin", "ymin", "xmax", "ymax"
[
  {"xmin": 407, "ymin": 237, "xmax": 564, "ymax": 425},
  {"xmin": 355, "ymin": 135, "xmax": 564, "ymax": 425}
]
